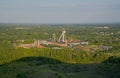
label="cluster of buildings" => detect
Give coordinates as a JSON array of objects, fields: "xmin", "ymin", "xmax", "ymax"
[
  {"xmin": 19, "ymin": 30, "xmax": 89, "ymax": 49},
  {"xmin": 19, "ymin": 30, "xmax": 112, "ymax": 51}
]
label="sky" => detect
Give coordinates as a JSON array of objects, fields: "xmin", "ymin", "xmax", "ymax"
[{"xmin": 0, "ymin": 0, "xmax": 120, "ymax": 24}]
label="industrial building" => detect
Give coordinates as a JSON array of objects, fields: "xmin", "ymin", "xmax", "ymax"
[{"xmin": 20, "ymin": 39, "xmax": 44, "ymax": 48}]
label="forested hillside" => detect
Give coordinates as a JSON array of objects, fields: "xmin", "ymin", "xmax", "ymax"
[{"xmin": 0, "ymin": 24, "xmax": 120, "ymax": 78}]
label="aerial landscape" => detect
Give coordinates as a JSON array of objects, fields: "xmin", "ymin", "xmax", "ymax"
[{"xmin": 0, "ymin": 0, "xmax": 120, "ymax": 78}]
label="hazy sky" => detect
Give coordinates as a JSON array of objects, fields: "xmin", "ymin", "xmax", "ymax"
[{"xmin": 0, "ymin": 0, "xmax": 120, "ymax": 23}]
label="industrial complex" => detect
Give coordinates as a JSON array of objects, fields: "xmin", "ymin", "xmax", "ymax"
[{"xmin": 19, "ymin": 30, "xmax": 112, "ymax": 51}]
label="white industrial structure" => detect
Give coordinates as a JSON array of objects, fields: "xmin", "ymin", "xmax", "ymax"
[{"xmin": 58, "ymin": 30, "xmax": 67, "ymax": 43}]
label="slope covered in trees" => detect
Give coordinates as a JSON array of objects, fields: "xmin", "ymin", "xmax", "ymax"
[{"xmin": 0, "ymin": 24, "xmax": 120, "ymax": 78}]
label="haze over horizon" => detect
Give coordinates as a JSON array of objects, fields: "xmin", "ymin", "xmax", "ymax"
[{"xmin": 0, "ymin": 0, "xmax": 120, "ymax": 24}]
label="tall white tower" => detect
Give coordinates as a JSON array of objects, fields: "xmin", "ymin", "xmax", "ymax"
[{"xmin": 58, "ymin": 30, "xmax": 67, "ymax": 43}]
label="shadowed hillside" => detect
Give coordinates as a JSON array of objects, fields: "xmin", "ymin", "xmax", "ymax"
[
  {"xmin": 0, "ymin": 56, "xmax": 120, "ymax": 78},
  {"xmin": 100, "ymin": 56, "xmax": 120, "ymax": 78},
  {"xmin": 13, "ymin": 57, "xmax": 65, "ymax": 66}
]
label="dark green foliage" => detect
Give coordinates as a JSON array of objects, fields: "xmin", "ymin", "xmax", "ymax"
[
  {"xmin": 14, "ymin": 57, "xmax": 64, "ymax": 66},
  {"xmin": 0, "ymin": 24, "xmax": 120, "ymax": 78},
  {"xmin": 1, "ymin": 56, "xmax": 120, "ymax": 78},
  {"xmin": 97, "ymin": 56, "xmax": 120, "ymax": 78},
  {"xmin": 103, "ymin": 56, "xmax": 120, "ymax": 64},
  {"xmin": 17, "ymin": 73, "xmax": 27, "ymax": 78},
  {"xmin": 1, "ymin": 48, "xmax": 116, "ymax": 65}
]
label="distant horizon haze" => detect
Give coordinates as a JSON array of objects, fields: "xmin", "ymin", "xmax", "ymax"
[{"xmin": 0, "ymin": 0, "xmax": 120, "ymax": 24}]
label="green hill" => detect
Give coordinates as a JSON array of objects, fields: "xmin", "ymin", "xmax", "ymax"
[{"xmin": 0, "ymin": 56, "xmax": 120, "ymax": 78}]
